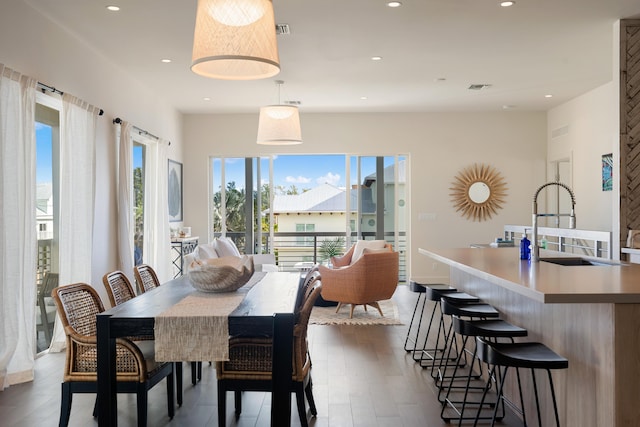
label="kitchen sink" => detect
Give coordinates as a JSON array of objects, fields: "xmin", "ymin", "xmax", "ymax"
[{"xmin": 540, "ymin": 257, "xmax": 617, "ymax": 266}]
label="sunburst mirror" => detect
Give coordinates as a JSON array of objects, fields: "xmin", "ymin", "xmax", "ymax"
[{"xmin": 450, "ymin": 163, "xmax": 508, "ymax": 221}]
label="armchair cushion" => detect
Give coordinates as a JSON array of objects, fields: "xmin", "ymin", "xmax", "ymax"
[{"xmin": 350, "ymin": 239, "xmax": 387, "ymax": 264}]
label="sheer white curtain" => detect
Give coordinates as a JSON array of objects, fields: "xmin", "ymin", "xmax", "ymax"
[
  {"xmin": 0, "ymin": 65, "xmax": 37, "ymax": 389},
  {"xmin": 144, "ymin": 138, "xmax": 171, "ymax": 282},
  {"xmin": 116, "ymin": 121, "xmax": 134, "ymax": 276},
  {"xmin": 49, "ymin": 94, "xmax": 100, "ymax": 352}
]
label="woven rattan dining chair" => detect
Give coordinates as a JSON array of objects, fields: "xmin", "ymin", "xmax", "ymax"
[
  {"xmin": 132, "ymin": 263, "xmax": 203, "ymax": 386},
  {"xmin": 51, "ymin": 282, "xmax": 175, "ymax": 427},
  {"xmin": 216, "ymin": 281, "xmax": 323, "ymax": 427},
  {"xmin": 102, "ymin": 270, "xmax": 185, "ymax": 403},
  {"xmin": 133, "ymin": 264, "xmax": 160, "ymax": 294},
  {"xmin": 296, "ymin": 268, "xmax": 321, "ymax": 312},
  {"xmin": 102, "ymin": 270, "xmax": 137, "ymax": 307}
]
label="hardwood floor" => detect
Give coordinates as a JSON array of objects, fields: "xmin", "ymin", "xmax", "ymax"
[{"xmin": 0, "ymin": 284, "xmax": 523, "ymax": 426}]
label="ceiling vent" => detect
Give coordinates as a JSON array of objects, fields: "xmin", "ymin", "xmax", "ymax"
[
  {"xmin": 276, "ymin": 24, "xmax": 290, "ymax": 35},
  {"xmin": 468, "ymin": 84, "xmax": 492, "ymax": 90},
  {"xmin": 285, "ymin": 100, "xmax": 302, "ymax": 106},
  {"xmin": 551, "ymin": 125, "xmax": 570, "ymax": 139}
]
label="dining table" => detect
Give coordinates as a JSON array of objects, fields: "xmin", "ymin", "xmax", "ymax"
[{"xmin": 96, "ymin": 271, "xmax": 301, "ymax": 426}]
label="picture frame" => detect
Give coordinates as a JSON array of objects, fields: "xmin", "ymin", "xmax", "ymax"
[
  {"xmin": 602, "ymin": 153, "xmax": 613, "ymax": 192},
  {"xmin": 168, "ymin": 159, "xmax": 183, "ymax": 222}
]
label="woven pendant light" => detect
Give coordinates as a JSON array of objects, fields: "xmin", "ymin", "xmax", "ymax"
[
  {"xmin": 191, "ymin": 0, "xmax": 280, "ymax": 80},
  {"xmin": 257, "ymin": 80, "xmax": 303, "ymax": 145}
]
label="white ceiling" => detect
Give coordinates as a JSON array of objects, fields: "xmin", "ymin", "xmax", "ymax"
[{"xmin": 24, "ymin": 0, "xmax": 640, "ymax": 114}]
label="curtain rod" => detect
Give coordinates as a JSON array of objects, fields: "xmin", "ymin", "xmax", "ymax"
[
  {"xmin": 112, "ymin": 117, "xmax": 171, "ymax": 145},
  {"xmin": 37, "ymin": 81, "xmax": 104, "ymax": 116}
]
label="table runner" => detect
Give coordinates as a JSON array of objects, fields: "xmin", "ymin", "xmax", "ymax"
[{"xmin": 154, "ymin": 272, "xmax": 266, "ymax": 362}]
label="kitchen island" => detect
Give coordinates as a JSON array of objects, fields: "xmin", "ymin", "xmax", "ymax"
[{"xmin": 419, "ymin": 247, "xmax": 640, "ymax": 427}]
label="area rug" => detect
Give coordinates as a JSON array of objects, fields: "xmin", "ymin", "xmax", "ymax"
[{"xmin": 310, "ymin": 299, "xmax": 403, "ymax": 326}]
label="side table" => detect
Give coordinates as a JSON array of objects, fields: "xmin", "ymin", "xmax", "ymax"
[{"xmin": 171, "ymin": 236, "xmax": 199, "ymax": 278}]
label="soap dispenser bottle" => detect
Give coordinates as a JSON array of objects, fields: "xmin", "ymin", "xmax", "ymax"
[{"xmin": 520, "ymin": 232, "xmax": 531, "ymax": 260}]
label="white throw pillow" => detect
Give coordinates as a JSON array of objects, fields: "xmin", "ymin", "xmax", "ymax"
[
  {"xmin": 215, "ymin": 236, "xmax": 241, "ymax": 257},
  {"xmin": 351, "ymin": 240, "xmax": 386, "ymax": 265},
  {"xmin": 196, "ymin": 243, "xmax": 218, "ymax": 260}
]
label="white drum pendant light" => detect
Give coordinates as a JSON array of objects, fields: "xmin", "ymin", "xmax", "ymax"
[{"xmin": 257, "ymin": 80, "xmax": 303, "ymax": 145}]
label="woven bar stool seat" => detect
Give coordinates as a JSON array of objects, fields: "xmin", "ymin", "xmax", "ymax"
[
  {"xmin": 440, "ymin": 317, "xmax": 528, "ymax": 425},
  {"xmin": 404, "ymin": 282, "xmax": 455, "ymax": 357},
  {"xmin": 413, "ymin": 286, "xmax": 480, "ymax": 371},
  {"xmin": 432, "ymin": 299, "xmax": 500, "ymax": 384},
  {"xmin": 474, "ymin": 338, "xmax": 568, "ymax": 427}
]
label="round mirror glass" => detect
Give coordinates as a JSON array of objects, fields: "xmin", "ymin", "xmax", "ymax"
[{"xmin": 468, "ymin": 182, "xmax": 490, "ymax": 204}]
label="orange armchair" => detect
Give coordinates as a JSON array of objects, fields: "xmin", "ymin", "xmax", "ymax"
[{"xmin": 318, "ymin": 243, "xmax": 399, "ymax": 318}]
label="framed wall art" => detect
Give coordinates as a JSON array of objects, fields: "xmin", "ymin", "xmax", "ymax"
[
  {"xmin": 602, "ymin": 153, "xmax": 612, "ymax": 191},
  {"xmin": 168, "ymin": 159, "xmax": 183, "ymax": 222}
]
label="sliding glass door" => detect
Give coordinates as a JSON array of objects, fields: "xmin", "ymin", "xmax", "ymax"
[{"xmin": 210, "ymin": 154, "xmax": 408, "ymax": 281}]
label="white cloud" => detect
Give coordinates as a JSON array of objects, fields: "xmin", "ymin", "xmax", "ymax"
[
  {"xmin": 285, "ymin": 175, "xmax": 312, "ymax": 184},
  {"xmin": 316, "ymin": 172, "xmax": 341, "ymax": 186}
]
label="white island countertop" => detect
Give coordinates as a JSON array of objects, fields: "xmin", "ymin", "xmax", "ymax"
[{"xmin": 419, "ymin": 247, "xmax": 640, "ymax": 304}]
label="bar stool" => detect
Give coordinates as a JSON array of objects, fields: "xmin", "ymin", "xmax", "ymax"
[
  {"xmin": 474, "ymin": 338, "xmax": 569, "ymax": 427},
  {"xmin": 440, "ymin": 316, "xmax": 528, "ymax": 425},
  {"xmin": 432, "ymin": 298, "xmax": 500, "ymax": 386},
  {"xmin": 403, "ymin": 282, "xmax": 455, "ymax": 358},
  {"xmin": 418, "ymin": 290, "xmax": 480, "ymax": 368}
]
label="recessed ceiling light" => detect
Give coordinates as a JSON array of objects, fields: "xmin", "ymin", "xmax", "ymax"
[
  {"xmin": 371, "ymin": 56, "xmax": 383, "ymax": 61},
  {"xmin": 203, "ymin": 97, "xmax": 211, "ymax": 101},
  {"xmin": 161, "ymin": 59, "xmax": 172, "ymax": 63},
  {"xmin": 387, "ymin": 1, "xmax": 402, "ymax": 7},
  {"xmin": 502, "ymin": 105, "xmax": 517, "ymax": 109},
  {"xmin": 360, "ymin": 96, "xmax": 368, "ymax": 100},
  {"xmin": 106, "ymin": 5, "xmax": 120, "ymax": 12},
  {"xmin": 500, "ymin": 1, "xmax": 515, "ymax": 7},
  {"xmin": 545, "ymin": 94, "xmax": 553, "ymax": 98}
]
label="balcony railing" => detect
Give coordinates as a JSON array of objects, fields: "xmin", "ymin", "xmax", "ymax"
[
  {"xmin": 37, "ymin": 238, "xmax": 53, "ymax": 286},
  {"xmin": 216, "ymin": 231, "xmax": 407, "ymax": 283}
]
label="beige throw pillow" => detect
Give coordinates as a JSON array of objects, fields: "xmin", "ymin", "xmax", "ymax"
[
  {"xmin": 362, "ymin": 247, "xmax": 390, "ymax": 255},
  {"xmin": 351, "ymin": 240, "xmax": 386, "ymax": 265},
  {"xmin": 196, "ymin": 243, "xmax": 218, "ymax": 260},
  {"xmin": 215, "ymin": 236, "xmax": 241, "ymax": 257}
]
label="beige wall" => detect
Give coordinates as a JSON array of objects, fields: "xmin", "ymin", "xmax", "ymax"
[
  {"xmin": 546, "ymin": 21, "xmax": 621, "ymax": 257},
  {"xmin": 183, "ymin": 112, "xmax": 547, "ymax": 283},
  {"xmin": 546, "ymin": 83, "xmax": 618, "ymax": 230}
]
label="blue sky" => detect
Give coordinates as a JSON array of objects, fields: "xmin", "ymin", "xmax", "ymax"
[
  {"xmin": 214, "ymin": 155, "xmax": 398, "ymax": 191},
  {"xmin": 36, "ymin": 122, "xmax": 52, "ymax": 184}
]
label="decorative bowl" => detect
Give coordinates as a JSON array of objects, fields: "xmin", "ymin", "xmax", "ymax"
[{"xmin": 187, "ymin": 255, "xmax": 254, "ymax": 292}]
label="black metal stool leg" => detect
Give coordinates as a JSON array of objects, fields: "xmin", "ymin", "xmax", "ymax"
[
  {"xmin": 548, "ymin": 369, "xmax": 562, "ymax": 427},
  {"xmin": 404, "ymin": 291, "xmax": 426, "ymax": 354}
]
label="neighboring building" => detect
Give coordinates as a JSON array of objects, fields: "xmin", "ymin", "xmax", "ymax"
[
  {"xmin": 361, "ymin": 159, "xmax": 407, "ymax": 234},
  {"xmin": 36, "ymin": 183, "xmax": 53, "ymax": 240},
  {"xmin": 271, "ymin": 161, "xmax": 407, "ymax": 269}
]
